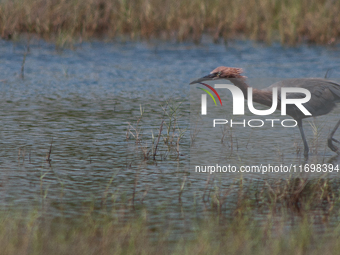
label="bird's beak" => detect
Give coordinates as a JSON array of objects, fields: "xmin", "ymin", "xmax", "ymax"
[{"xmin": 190, "ymin": 73, "xmax": 217, "ymax": 84}]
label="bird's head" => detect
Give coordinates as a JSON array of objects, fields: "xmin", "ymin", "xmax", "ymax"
[{"xmin": 190, "ymin": 66, "xmax": 245, "ymax": 84}]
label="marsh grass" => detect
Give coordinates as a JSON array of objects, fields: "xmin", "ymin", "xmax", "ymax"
[
  {"xmin": 127, "ymin": 99, "xmax": 187, "ymax": 161},
  {"xmin": 1, "ymin": 0, "xmax": 340, "ymax": 45},
  {"xmin": 2, "ymin": 176, "xmax": 340, "ymax": 254}
]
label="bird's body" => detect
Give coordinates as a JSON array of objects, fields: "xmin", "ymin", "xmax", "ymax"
[
  {"xmin": 265, "ymin": 78, "xmax": 340, "ymax": 120},
  {"xmin": 190, "ymin": 66, "xmax": 340, "ymax": 157}
]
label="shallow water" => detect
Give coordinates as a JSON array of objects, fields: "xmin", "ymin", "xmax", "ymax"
[{"xmin": 1, "ymin": 39, "xmax": 340, "ymax": 231}]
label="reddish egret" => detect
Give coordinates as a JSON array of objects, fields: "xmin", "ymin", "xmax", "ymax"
[{"xmin": 190, "ymin": 66, "xmax": 340, "ymax": 157}]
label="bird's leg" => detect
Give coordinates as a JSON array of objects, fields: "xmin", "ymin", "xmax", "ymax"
[
  {"xmin": 332, "ymin": 138, "xmax": 340, "ymax": 144},
  {"xmin": 297, "ymin": 120, "xmax": 309, "ymax": 158},
  {"xmin": 327, "ymin": 119, "xmax": 340, "ymax": 153}
]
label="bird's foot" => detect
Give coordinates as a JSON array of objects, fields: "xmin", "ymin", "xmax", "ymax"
[
  {"xmin": 332, "ymin": 138, "xmax": 340, "ymax": 144},
  {"xmin": 328, "ymin": 137, "xmax": 340, "ymax": 154}
]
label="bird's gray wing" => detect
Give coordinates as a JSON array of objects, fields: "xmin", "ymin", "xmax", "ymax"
[{"xmin": 266, "ymin": 78, "xmax": 340, "ymax": 117}]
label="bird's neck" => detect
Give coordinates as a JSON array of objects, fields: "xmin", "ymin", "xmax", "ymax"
[
  {"xmin": 228, "ymin": 78, "xmax": 275, "ymax": 108},
  {"xmin": 227, "ymin": 78, "xmax": 249, "ymax": 96},
  {"xmin": 251, "ymin": 89, "xmax": 275, "ymax": 108}
]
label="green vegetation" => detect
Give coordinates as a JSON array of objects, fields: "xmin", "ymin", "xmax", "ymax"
[
  {"xmin": 0, "ymin": 0, "xmax": 339, "ymax": 45},
  {"xmin": 2, "ymin": 177, "xmax": 340, "ymax": 254}
]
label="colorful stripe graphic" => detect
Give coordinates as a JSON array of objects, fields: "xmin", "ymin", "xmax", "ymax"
[
  {"xmin": 197, "ymin": 87, "xmax": 216, "ymax": 105},
  {"xmin": 197, "ymin": 82, "xmax": 223, "ymax": 106}
]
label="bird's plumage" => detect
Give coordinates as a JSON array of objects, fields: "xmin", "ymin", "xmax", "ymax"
[
  {"xmin": 265, "ymin": 78, "xmax": 340, "ymax": 119},
  {"xmin": 190, "ymin": 66, "xmax": 340, "ymax": 157}
]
